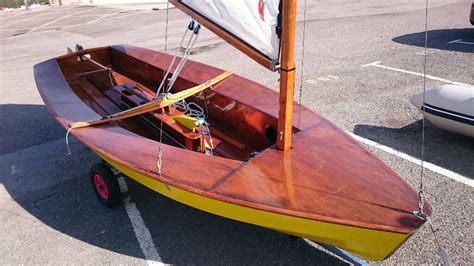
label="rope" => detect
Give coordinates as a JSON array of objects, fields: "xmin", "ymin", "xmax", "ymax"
[
  {"xmin": 65, "ymin": 123, "xmax": 81, "ymax": 155},
  {"xmin": 298, "ymin": 0, "xmax": 308, "ymax": 106},
  {"xmin": 174, "ymin": 99, "xmax": 205, "ymax": 118},
  {"xmin": 197, "ymin": 117, "xmax": 214, "ymax": 156},
  {"xmin": 204, "ymin": 119, "xmax": 214, "ymax": 155}
]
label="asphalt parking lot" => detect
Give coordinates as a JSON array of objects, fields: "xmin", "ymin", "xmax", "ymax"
[{"xmin": 0, "ymin": 0, "xmax": 473, "ymax": 264}]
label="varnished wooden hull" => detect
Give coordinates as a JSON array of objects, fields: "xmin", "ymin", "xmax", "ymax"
[{"xmin": 34, "ymin": 45, "xmax": 430, "ymax": 261}]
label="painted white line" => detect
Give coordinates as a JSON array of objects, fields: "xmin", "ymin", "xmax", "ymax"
[
  {"xmin": 415, "ymin": 50, "xmax": 435, "ymax": 56},
  {"xmin": 28, "ymin": 7, "xmax": 99, "ymax": 32},
  {"xmin": 0, "ymin": 13, "xmax": 45, "ymax": 28},
  {"xmin": 0, "ymin": 11, "xmax": 30, "ymax": 19},
  {"xmin": 303, "ymin": 238, "xmax": 368, "ymax": 265},
  {"xmin": 361, "ymin": 61, "xmax": 381, "ymax": 67},
  {"xmin": 85, "ymin": 10, "xmax": 146, "ymax": 25},
  {"xmin": 2, "ymin": 10, "xmax": 146, "ymax": 38},
  {"xmin": 83, "ymin": 10, "xmax": 123, "ymax": 25},
  {"xmin": 307, "ymin": 75, "xmax": 338, "ymax": 83},
  {"xmin": 448, "ymin": 39, "xmax": 462, "ymax": 44},
  {"xmin": 0, "ymin": 7, "xmax": 75, "ymax": 28},
  {"xmin": 303, "ymin": 238, "xmax": 326, "ymax": 253},
  {"xmin": 118, "ymin": 177, "xmax": 164, "ymax": 265},
  {"xmin": 54, "ymin": 10, "xmax": 145, "ymax": 31},
  {"xmin": 448, "ymin": 39, "xmax": 474, "ymax": 45},
  {"xmin": 125, "ymin": 203, "xmax": 164, "ymax": 266},
  {"xmin": 346, "ymin": 131, "xmax": 474, "ymax": 187},
  {"xmin": 362, "ymin": 61, "xmax": 471, "ymax": 87}
]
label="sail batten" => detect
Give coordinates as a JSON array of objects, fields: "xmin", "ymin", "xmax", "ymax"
[{"xmin": 170, "ymin": 0, "xmax": 281, "ymax": 71}]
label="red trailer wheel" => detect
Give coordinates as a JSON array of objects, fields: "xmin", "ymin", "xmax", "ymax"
[
  {"xmin": 93, "ymin": 174, "xmax": 109, "ymax": 199},
  {"xmin": 89, "ymin": 163, "xmax": 121, "ymax": 207}
]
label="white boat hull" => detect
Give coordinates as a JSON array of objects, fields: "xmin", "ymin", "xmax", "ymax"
[{"xmin": 410, "ymin": 85, "xmax": 473, "ymax": 138}]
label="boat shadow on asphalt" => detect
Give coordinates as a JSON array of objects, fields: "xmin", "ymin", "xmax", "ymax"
[
  {"xmin": 0, "ymin": 104, "xmax": 346, "ymax": 264},
  {"xmin": 0, "ymin": 104, "xmax": 65, "ymax": 156},
  {"xmin": 354, "ymin": 120, "xmax": 473, "ymax": 178},
  {"xmin": 392, "ymin": 28, "xmax": 474, "ymax": 53}
]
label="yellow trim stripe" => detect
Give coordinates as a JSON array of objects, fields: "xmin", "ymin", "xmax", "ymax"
[{"xmin": 99, "ymin": 153, "xmax": 409, "ymax": 261}]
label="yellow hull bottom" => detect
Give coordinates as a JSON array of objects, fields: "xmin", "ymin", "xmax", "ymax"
[{"xmin": 99, "ymin": 154, "xmax": 409, "ymax": 261}]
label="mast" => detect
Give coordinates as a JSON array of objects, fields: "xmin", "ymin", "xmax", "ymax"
[{"xmin": 276, "ymin": 0, "xmax": 297, "ymax": 151}]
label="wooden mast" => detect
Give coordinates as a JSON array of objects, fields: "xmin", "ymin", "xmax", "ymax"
[{"xmin": 276, "ymin": 0, "xmax": 297, "ymax": 151}]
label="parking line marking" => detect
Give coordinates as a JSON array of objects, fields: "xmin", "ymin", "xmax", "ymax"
[
  {"xmin": 362, "ymin": 61, "xmax": 471, "ymax": 86},
  {"xmin": 0, "ymin": 7, "xmax": 75, "ymax": 28},
  {"xmin": 302, "ymin": 239, "xmax": 349, "ymax": 263},
  {"xmin": 0, "ymin": 10, "xmax": 31, "ymax": 19},
  {"xmin": 448, "ymin": 39, "xmax": 474, "ymax": 45},
  {"xmin": 307, "ymin": 75, "xmax": 338, "ymax": 84},
  {"xmin": 118, "ymin": 177, "xmax": 164, "ymax": 265},
  {"xmin": 84, "ymin": 10, "xmax": 147, "ymax": 25},
  {"xmin": 414, "ymin": 50, "xmax": 435, "ymax": 56},
  {"xmin": 45, "ymin": 10, "xmax": 146, "ymax": 32},
  {"xmin": 347, "ymin": 131, "xmax": 474, "ymax": 188},
  {"xmin": 84, "ymin": 10, "xmax": 123, "ymax": 25},
  {"xmin": 29, "ymin": 7, "xmax": 99, "ymax": 32}
]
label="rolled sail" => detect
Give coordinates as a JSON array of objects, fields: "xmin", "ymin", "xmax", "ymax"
[{"xmin": 170, "ymin": 0, "xmax": 282, "ymax": 71}]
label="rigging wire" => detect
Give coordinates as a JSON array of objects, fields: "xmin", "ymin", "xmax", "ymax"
[
  {"xmin": 417, "ymin": 0, "xmax": 429, "ymax": 217},
  {"xmin": 164, "ymin": 0, "xmax": 170, "ymax": 53},
  {"xmin": 298, "ymin": 0, "xmax": 308, "ymax": 106},
  {"xmin": 156, "ymin": 5, "xmax": 205, "ymax": 175},
  {"xmin": 158, "ymin": 0, "xmax": 171, "ymax": 176},
  {"xmin": 166, "ymin": 24, "xmax": 201, "ymax": 93},
  {"xmin": 157, "ymin": 23, "xmax": 193, "ymax": 97},
  {"xmin": 418, "ymin": 1, "xmax": 451, "ymax": 264},
  {"xmin": 156, "ymin": 21, "xmax": 201, "ymax": 97}
]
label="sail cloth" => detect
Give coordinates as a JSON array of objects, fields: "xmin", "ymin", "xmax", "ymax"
[{"xmin": 170, "ymin": 0, "xmax": 282, "ymax": 71}]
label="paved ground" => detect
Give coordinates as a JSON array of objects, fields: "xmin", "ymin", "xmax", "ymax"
[{"xmin": 0, "ymin": 0, "xmax": 473, "ymax": 264}]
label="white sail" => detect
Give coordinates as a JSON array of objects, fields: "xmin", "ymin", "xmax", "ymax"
[{"xmin": 178, "ymin": 0, "xmax": 281, "ymax": 63}]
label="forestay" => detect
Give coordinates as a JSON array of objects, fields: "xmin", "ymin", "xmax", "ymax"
[{"xmin": 171, "ymin": 0, "xmax": 282, "ymax": 71}]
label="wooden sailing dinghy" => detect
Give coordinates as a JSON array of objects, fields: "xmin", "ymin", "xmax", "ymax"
[{"xmin": 34, "ymin": 0, "xmax": 430, "ymax": 261}]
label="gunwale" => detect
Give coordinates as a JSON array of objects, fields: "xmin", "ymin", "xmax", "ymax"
[{"xmin": 34, "ymin": 45, "xmax": 430, "ymax": 237}]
